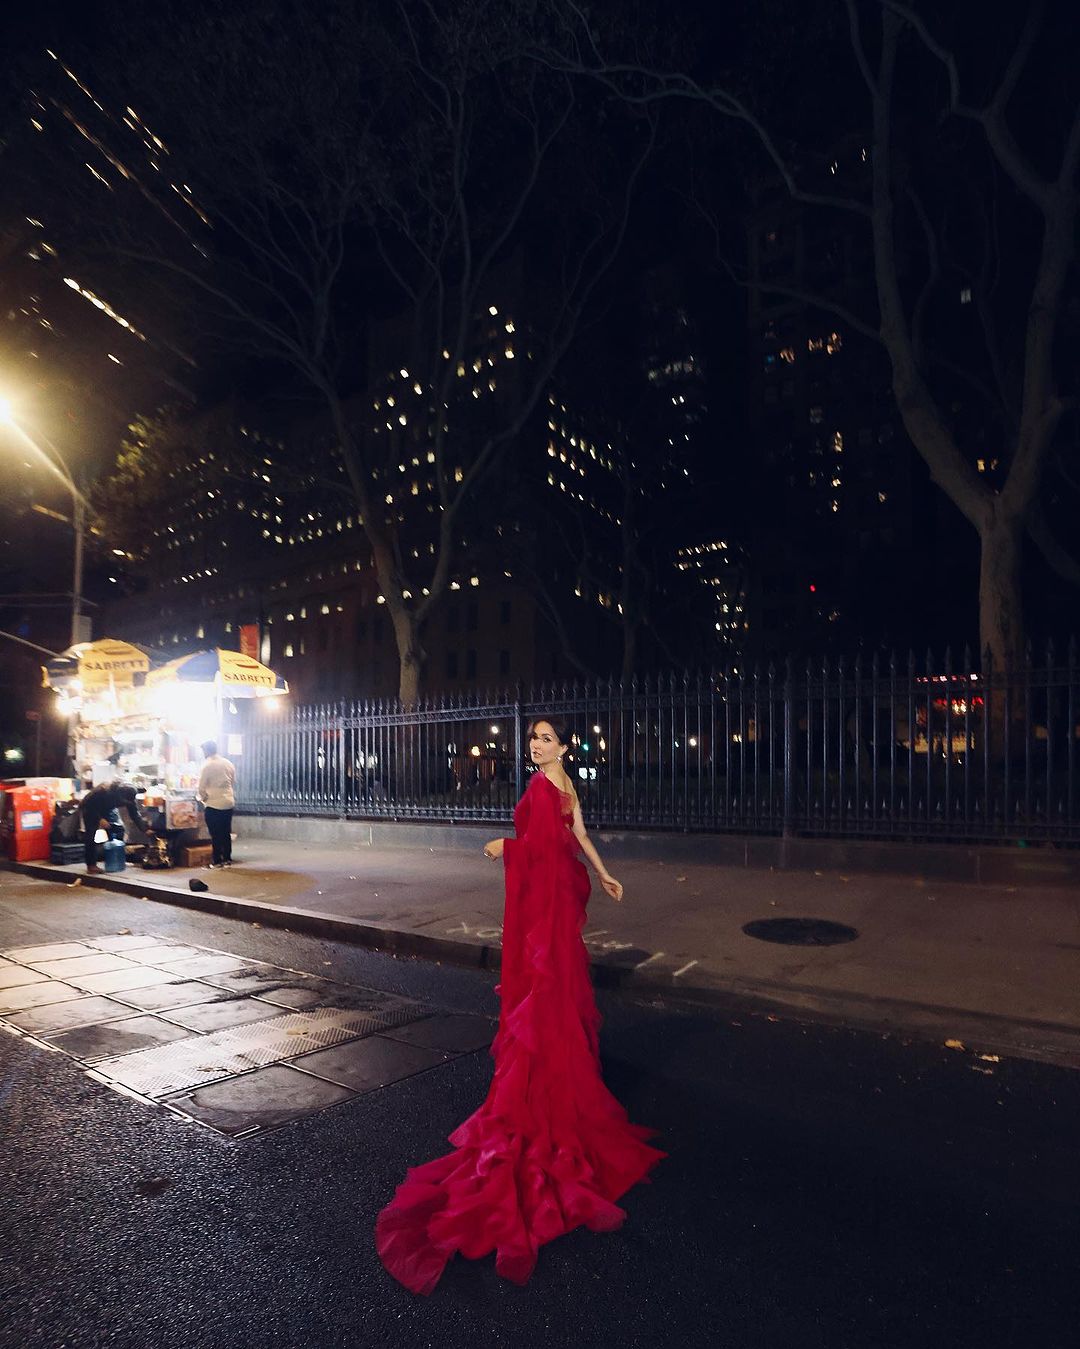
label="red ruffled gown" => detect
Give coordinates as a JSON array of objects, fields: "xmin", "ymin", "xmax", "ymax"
[{"xmin": 375, "ymin": 770, "xmax": 665, "ymax": 1294}]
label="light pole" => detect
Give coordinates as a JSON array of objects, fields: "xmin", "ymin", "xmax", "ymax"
[{"xmin": 0, "ymin": 396, "xmax": 89, "ymax": 647}]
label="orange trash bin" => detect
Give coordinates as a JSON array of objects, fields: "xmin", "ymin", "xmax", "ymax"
[{"xmin": 1, "ymin": 786, "xmax": 55, "ymax": 863}]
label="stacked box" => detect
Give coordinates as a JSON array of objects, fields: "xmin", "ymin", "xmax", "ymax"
[{"xmin": 50, "ymin": 842, "xmax": 86, "ymax": 864}]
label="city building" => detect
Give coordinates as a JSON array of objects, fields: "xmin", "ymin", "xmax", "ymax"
[
  {"xmin": 674, "ymin": 538, "xmax": 750, "ymax": 664},
  {"xmin": 743, "ymin": 138, "xmax": 928, "ymax": 656},
  {"xmin": 100, "ymin": 260, "xmax": 725, "ymax": 698}
]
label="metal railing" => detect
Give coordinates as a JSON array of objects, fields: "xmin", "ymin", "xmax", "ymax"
[{"xmin": 236, "ymin": 644, "xmax": 1080, "ymax": 844}]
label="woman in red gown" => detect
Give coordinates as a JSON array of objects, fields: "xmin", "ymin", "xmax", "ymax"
[{"xmin": 375, "ymin": 717, "xmax": 664, "ymax": 1294}]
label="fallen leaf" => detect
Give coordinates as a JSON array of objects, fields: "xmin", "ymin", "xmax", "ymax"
[
  {"xmin": 322, "ymin": 961, "xmax": 332, "ymax": 966},
  {"xmin": 968, "ymin": 1065, "xmax": 994, "ymax": 1076},
  {"xmin": 676, "ymin": 876, "xmax": 687, "ymax": 883},
  {"xmin": 251, "ymin": 922, "xmax": 261, "ymax": 929},
  {"xmin": 117, "ymin": 928, "xmax": 132, "ymax": 935},
  {"xmin": 944, "ymin": 1038, "xmax": 965, "ymax": 1051},
  {"xmin": 978, "ymin": 1053, "xmax": 1001, "ymax": 1063},
  {"xmin": 69, "ymin": 878, "xmax": 82, "ymax": 887},
  {"xmin": 839, "ymin": 876, "xmax": 850, "ymax": 882},
  {"xmin": 766, "ymin": 1014, "xmax": 779, "ymax": 1022}
]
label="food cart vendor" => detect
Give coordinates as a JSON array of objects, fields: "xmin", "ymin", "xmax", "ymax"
[{"xmin": 80, "ymin": 780, "xmax": 143, "ymax": 874}]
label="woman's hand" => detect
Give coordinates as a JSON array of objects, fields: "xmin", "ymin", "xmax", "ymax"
[
  {"xmin": 599, "ymin": 873, "xmax": 623, "ymax": 902},
  {"xmin": 483, "ymin": 838, "xmax": 504, "ymax": 860}
]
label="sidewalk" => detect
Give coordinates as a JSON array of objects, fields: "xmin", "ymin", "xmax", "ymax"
[{"xmin": 6, "ymin": 832, "xmax": 1080, "ymax": 1068}]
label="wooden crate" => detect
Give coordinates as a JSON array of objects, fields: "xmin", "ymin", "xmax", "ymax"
[{"xmin": 180, "ymin": 843, "xmax": 214, "ymax": 867}]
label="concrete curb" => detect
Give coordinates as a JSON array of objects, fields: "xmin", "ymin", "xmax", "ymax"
[{"xmin": 7, "ymin": 857, "xmax": 1080, "ymax": 1071}]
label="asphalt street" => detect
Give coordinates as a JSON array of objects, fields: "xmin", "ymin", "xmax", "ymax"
[{"xmin": 1, "ymin": 872, "xmax": 1078, "ymax": 1349}]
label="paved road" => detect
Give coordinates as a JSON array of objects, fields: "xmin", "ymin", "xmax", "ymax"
[{"xmin": 1, "ymin": 873, "xmax": 1078, "ymax": 1349}]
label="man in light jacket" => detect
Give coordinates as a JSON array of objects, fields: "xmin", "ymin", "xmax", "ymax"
[{"xmin": 197, "ymin": 740, "xmax": 236, "ymax": 867}]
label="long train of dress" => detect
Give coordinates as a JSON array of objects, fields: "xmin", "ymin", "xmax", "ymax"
[{"xmin": 375, "ymin": 771, "xmax": 664, "ymax": 1294}]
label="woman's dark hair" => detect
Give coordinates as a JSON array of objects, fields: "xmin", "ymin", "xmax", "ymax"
[
  {"xmin": 201, "ymin": 740, "xmax": 218, "ymax": 757},
  {"xmin": 526, "ymin": 715, "xmax": 574, "ymax": 749}
]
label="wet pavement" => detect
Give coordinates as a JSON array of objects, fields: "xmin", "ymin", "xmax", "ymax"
[
  {"xmin": 2, "ymin": 871, "xmax": 1079, "ymax": 1349},
  {"xmin": 1, "ymin": 933, "xmax": 491, "ymax": 1139}
]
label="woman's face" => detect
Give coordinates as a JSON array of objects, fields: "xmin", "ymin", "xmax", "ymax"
[{"xmin": 529, "ymin": 721, "xmax": 565, "ymax": 769}]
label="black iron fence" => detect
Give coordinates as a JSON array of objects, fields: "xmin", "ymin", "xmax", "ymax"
[{"xmin": 236, "ymin": 645, "xmax": 1080, "ymax": 844}]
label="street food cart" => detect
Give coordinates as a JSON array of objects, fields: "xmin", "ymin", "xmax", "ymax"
[{"xmin": 44, "ymin": 639, "xmax": 287, "ymax": 864}]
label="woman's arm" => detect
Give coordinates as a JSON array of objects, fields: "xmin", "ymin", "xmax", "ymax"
[{"xmin": 571, "ymin": 803, "xmax": 623, "ymax": 901}]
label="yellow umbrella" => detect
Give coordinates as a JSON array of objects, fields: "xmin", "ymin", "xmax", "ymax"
[{"xmin": 146, "ymin": 648, "xmax": 287, "ymax": 696}]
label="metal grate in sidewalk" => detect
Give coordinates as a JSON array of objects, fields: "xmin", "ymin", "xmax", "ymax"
[
  {"xmin": 92, "ymin": 1001, "xmax": 423, "ymax": 1097},
  {"xmin": 0, "ymin": 933, "xmax": 487, "ymax": 1137}
]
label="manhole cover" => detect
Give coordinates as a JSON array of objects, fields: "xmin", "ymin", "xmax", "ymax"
[{"xmin": 741, "ymin": 918, "xmax": 858, "ymax": 946}]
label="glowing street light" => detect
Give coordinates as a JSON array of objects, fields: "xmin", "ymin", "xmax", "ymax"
[{"xmin": 0, "ymin": 393, "xmax": 89, "ymax": 645}]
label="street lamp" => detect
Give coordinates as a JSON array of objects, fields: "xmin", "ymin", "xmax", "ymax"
[{"xmin": 0, "ymin": 396, "xmax": 88, "ymax": 647}]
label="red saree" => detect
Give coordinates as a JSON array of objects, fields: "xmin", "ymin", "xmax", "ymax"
[{"xmin": 375, "ymin": 770, "xmax": 664, "ymax": 1294}]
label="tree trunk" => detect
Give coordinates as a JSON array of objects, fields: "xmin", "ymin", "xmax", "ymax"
[
  {"xmin": 620, "ymin": 618, "xmax": 638, "ymax": 684},
  {"xmin": 978, "ymin": 504, "xmax": 1027, "ymax": 763},
  {"xmin": 398, "ymin": 649, "xmax": 422, "ymax": 706},
  {"xmin": 978, "ymin": 505, "xmax": 1026, "ymax": 674},
  {"xmin": 388, "ymin": 602, "xmax": 424, "ymax": 706}
]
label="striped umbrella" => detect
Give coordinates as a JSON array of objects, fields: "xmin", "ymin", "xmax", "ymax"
[{"xmin": 145, "ymin": 649, "xmax": 287, "ymax": 697}]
